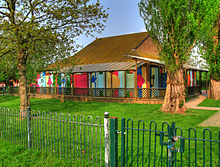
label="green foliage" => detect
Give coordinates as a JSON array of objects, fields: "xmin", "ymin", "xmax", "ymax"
[
  {"xmin": 139, "ymin": 0, "xmax": 219, "ymax": 73},
  {"xmin": 0, "ymin": 0, "xmax": 108, "ymax": 82},
  {"xmin": 198, "ymin": 17, "xmax": 220, "ymax": 81},
  {"xmin": 0, "ymin": 55, "xmax": 18, "ymax": 85}
]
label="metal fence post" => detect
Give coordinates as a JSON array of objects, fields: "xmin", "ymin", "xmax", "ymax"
[
  {"xmin": 104, "ymin": 112, "xmax": 110, "ymax": 167},
  {"xmin": 121, "ymin": 118, "xmax": 125, "ymax": 167},
  {"xmin": 27, "ymin": 106, "xmax": 32, "ymax": 149},
  {"xmin": 168, "ymin": 122, "xmax": 175, "ymax": 167},
  {"xmin": 218, "ymin": 131, "xmax": 220, "ymax": 167},
  {"xmin": 110, "ymin": 117, "xmax": 118, "ymax": 167}
]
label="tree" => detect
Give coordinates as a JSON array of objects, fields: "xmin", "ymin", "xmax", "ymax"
[
  {"xmin": 0, "ymin": 55, "xmax": 18, "ymax": 86},
  {"xmin": 0, "ymin": 0, "xmax": 108, "ymax": 114},
  {"xmin": 139, "ymin": 0, "xmax": 219, "ymax": 113},
  {"xmin": 199, "ymin": 15, "xmax": 220, "ymax": 99}
]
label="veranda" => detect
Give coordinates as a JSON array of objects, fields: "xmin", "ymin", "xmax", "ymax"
[{"xmin": 9, "ymin": 60, "xmax": 208, "ymax": 104}]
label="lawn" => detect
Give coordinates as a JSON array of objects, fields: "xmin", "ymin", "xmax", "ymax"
[
  {"xmin": 0, "ymin": 95, "xmax": 220, "ymax": 166},
  {"xmin": 198, "ymin": 98, "xmax": 220, "ymax": 108},
  {"xmin": 0, "ymin": 95, "xmax": 219, "ymax": 130},
  {"xmin": 0, "ymin": 140, "xmax": 70, "ymax": 167}
]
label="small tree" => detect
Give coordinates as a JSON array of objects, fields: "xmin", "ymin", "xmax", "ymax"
[
  {"xmin": 139, "ymin": 0, "xmax": 219, "ymax": 113},
  {"xmin": 199, "ymin": 16, "xmax": 220, "ymax": 99},
  {"xmin": 0, "ymin": 0, "xmax": 108, "ymax": 113}
]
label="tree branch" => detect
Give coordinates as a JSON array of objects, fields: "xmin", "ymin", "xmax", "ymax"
[
  {"xmin": 0, "ymin": 11, "xmax": 9, "ymax": 17},
  {"xmin": 0, "ymin": 50, "xmax": 11, "ymax": 58}
]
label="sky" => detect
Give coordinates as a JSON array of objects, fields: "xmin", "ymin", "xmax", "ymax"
[
  {"xmin": 76, "ymin": 0, "xmax": 204, "ymax": 67},
  {"xmin": 77, "ymin": 0, "xmax": 146, "ymax": 48}
]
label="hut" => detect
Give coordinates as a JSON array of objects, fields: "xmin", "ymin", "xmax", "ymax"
[{"xmin": 35, "ymin": 32, "xmax": 208, "ymax": 103}]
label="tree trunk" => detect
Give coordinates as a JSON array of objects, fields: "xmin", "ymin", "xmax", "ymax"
[
  {"xmin": 208, "ymin": 78, "xmax": 220, "ymax": 100},
  {"xmin": 161, "ymin": 69, "xmax": 187, "ymax": 113},
  {"xmin": 17, "ymin": 51, "xmax": 28, "ymax": 116}
]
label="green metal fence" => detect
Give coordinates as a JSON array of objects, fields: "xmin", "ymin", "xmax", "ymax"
[
  {"xmin": 0, "ymin": 107, "xmax": 105, "ymax": 166},
  {"xmin": 0, "ymin": 107, "xmax": 220, "ymax": 166},
  {"xmin": 110, "ymin": 117, "xmax": 220, "ymax": 167}
]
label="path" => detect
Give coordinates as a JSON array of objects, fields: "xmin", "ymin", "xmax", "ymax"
[{"xmin": 185, "ymin": 93, "xmax": 220, "ymax": 127}]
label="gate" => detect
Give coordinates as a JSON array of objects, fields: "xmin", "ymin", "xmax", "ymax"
[
  {"xmin": 110, "ymin": 117, "xmax": 220, "ymax": 167},
  {"xmin": 1, "ymin": 107, "xmax": 220, "ymax": 166}
]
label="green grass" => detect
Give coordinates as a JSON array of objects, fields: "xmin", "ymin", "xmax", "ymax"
[
  {"xmin": 0, "ymin": 140, "xmax": 72, "ymax": 167},
  {"xmin": 0, "ymin": 95, "xmax": 220, "ymax": 166},
  {"xmin": 198, "ymin": 98, "xmax": 220, "ymax": 108},
  {"xmin": 0, "ymin": 95, "xmax": 219, "ymax": 129}
]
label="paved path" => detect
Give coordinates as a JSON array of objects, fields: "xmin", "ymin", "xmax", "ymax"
[{"xmin": 185, "ymin": 94, "xmax": 220, "ymax": 127}]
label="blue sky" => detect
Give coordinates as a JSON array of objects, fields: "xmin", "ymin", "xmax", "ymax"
[
  {"xmin": 76, "ymin": 1, "xmax": 204, "ymax": 67},
  {"xmin": 77, "ymin": 0, "xmax": 146, "ymax": 48}
]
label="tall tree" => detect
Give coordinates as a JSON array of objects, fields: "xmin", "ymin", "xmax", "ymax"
[
  {"xmin": 0, "ymin": 0, "xmax": 108, "ymax": 114},
  {"xmin": 199, "ymin": 15, "xmax": 220, "ymax": 99},
  {"xmin": 139, "ymin": 0, "xmax": 219, "ymax": 113}
]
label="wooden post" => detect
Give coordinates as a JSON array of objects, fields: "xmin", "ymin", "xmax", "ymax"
[
  {"xmin": 195, "ymin": 71, "xmax": 197, "ymax": 86},
  {"xmin": 185, "ymin": 70, "xmax": 188, "ymax": 94},
  {"xmin": 192, "ymin": 70, "xmax": 194, "ymax": 87},
  {"xmin": 111, "ymin": 71, "xmax": 113, "ymax": 97},
  {"xmin": 90, "ymin": 73, "xmax": 92, "ymax": 97},
  {"xmin": 104, "ymin": 72, "xmax": 107, "ymax": 97},
  {"xmin": 199, "ymin": 71, "xmax": 202, "ymax": 94},
  {"xmin": 206, "ymin": 71, "xmax": 208, "ymax": 93},
  {"xmin": 55, "ymin": 74, "xmax": 57, "ymax": 95},
  {"xmin": 159, "ymin": 66, "xmax": 161, "ymax": 88},
  {"xmin": 147, "ymin": 63, "xmax": 150, "ymax": 88},
  {"xmin": 41, "ymin": 86, "xmax": 43, "ymax": 95},
  {"xmin": 72, "ymin": 73, "xmax": 75, "ymax": 95},
  {"xmin": 191, "ymin": 70, "xmax": 194, "ymax": 95},
  {"xmin": 134, "ymin": 60, "xmax": 138, "ymax": 99},
  {"xmin": 124, "ymin": 71, "xmax": 127, "ymax": 98},
  {"xmin": 46, "ymin": 86, "xmax": 49, "ymax": 94},
  {"xmin": 87, "ymin": 73, "xmax": 89, "ymax": 96}
]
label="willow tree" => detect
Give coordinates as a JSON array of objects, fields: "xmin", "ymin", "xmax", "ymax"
[
  {"xmin": 199, "ymin": 16, "xmax": 220, "ymax": 99},
  {"xmin": 139, "ymin": 0, "xmax": 219, "ymax": 113},
  {"xmin": 0, "ymin": 0, "xmax": 108, "ymax": 113}
]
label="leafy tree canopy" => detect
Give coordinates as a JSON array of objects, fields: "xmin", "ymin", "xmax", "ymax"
[
  {"xmin": 0, "ymin": 0, "xmax": 108, "ymax": 67},
  {"xmin": 199, "ymin": 17, "xmax": 219, "ymax": 81},
  {"xmin": 0, "ymin": 0, "xmax": 108, "ymax": 111},
  {"xmin": 139, "ymin": 0, "xmax": 219, "ymax": 73}
]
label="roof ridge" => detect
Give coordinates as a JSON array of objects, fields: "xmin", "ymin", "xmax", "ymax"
[{"xmin": 97, "ymin": 31, "xmax": 148, "ymax": 40}]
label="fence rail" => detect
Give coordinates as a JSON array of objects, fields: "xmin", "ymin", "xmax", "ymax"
[
  {"xmin": 1, "ymin": 107, "xmax": 219, "ymax": 166},
  {"xmin": 7, "ymin": 86, "xmax": 202, "ymax": 99},
  {"xmin": 0, "ymin": 107, "xmax": 108, "ymax": 166},
  {"xmin": 110, "ymin": 117, "xmax": 220, "ymax": 167},
  {"xmin": 8, "ymin": 86, "xmax": 168, "ymax": 99}
]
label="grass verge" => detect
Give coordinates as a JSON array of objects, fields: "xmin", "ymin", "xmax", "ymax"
[
  {"xmin": 0, "ymin": 95, "xmax": 219, "ymax": 129},
  {"xmin": 0, "ymin": 140, "xmax": 71, "ymax": 167},
  {"xmin": 198, "ymin": 98, "xmax": 220, "ymax": 108}
]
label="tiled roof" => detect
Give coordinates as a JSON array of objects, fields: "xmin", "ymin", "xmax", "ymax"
[
  {"xmin": 47, "ymin": 32, "xmax": 151, "ymax": 69},
  {"xmin": 46, "ymin": 31, "xmax": 207, "ymax": 72}
]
